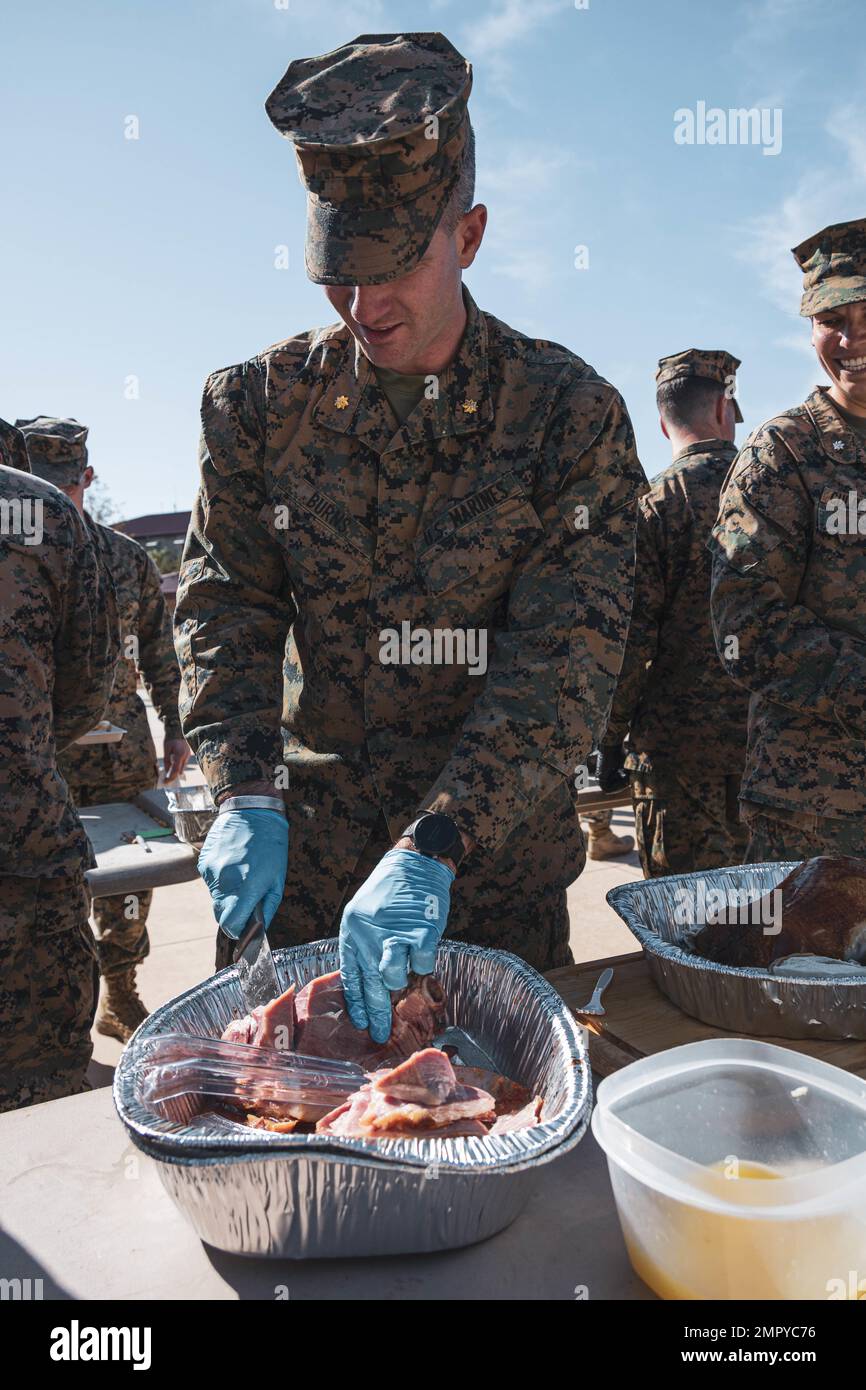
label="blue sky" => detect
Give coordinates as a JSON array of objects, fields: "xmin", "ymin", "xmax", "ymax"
[{"xmin": 1, "ymin": 0, "xmax": 864, "ymax": 521}]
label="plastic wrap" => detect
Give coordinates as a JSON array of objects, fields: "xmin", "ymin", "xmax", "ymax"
[{"xmin": 607, "ymin": 861, "xmax": 866, "ymax": 1039}]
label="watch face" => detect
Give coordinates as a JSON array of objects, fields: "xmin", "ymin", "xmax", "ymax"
[{"xmin": 413, "ymin": 812, "xmax": 459, "ymax": 857}]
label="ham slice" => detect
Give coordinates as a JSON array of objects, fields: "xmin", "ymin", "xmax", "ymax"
[
  {"xmin": 370, "ymin": 1047, "xmax": 456, "ymax": 1105},
  {"xmin": 294, "ymin": 971, "xmax": 446, "ymax": 1068},
  {"xmin": 316, "ymin": 1048, "xmax": 495, "ymax": 1137},
  {"xmin": 489, "ymin": 1096, "xmax": 544, "ymax": 1134},
  {"xmin": 221, "ymin": 984, "xmax": 296, "ymax": 1050},
  {"xmin": 453, "ymin": 1065, "xmax": 534, "ymax": 1117}
]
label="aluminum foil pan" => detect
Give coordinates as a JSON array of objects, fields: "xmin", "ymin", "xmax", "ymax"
[
  {"xmin": 114, "ymin": 940, "xmax": 591, "ymax": 1258},
  {"xmin": 607, "ymin": 862, "xmax": 866, "ymax": 1040},
  {"xmin": 165, "ymin": 786, "xmax": 216, "ymax": 846}
]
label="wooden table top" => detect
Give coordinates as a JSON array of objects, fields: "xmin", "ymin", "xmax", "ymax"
[{"xmin": 548, "ymin": 951, "xmax": 866, "ymax": 1079}]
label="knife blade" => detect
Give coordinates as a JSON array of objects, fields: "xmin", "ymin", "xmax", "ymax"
[
  {"xmin": 231, "ymin": 902, "xmax": 280, "ymax": 1013},
  {"xmin": 431, "ymin": 1025, "xmax": 499, "ymax": 1072}
]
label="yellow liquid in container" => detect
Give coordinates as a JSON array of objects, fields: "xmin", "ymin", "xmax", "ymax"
[{"xmin": 618, "ymin": 1159, "xmax": 864, "ymax": 1301}]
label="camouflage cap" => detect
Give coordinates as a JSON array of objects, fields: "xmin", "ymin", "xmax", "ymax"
[
  {"xmin": 793, "ymin": 218, "xmax": 866, "ymax": 317},
  {"xmin": 655, "ymin": 349, "xmax": 743, "ymax": 423},
  {"xmin": 15, "ymin": 416, "xmax": 89, "ymax": 485},
  {"xmin": 265, "ymin": 32, "xmax": 472, "ymax": 286}
]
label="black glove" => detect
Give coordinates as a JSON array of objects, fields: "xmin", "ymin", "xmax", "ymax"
[{"xmin": 595, "ymin": 742, "xmax": 630, "ymax": 794}]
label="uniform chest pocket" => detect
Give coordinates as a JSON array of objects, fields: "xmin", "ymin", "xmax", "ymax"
[
  {"xmin": 259, "ymin": 486, "xmax": 373, "ymax": 617},
  {"xmin": 417, "ymin": 494, "xmax": 544, "ymax": 608},
  {"xmin": 815, "ymin": 484, "xmax": 866, "ymax": 544}
]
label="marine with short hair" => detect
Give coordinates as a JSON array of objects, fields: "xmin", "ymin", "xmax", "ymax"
[
  {"xmin": 599, "ymin": 349, "xmax": 750, "ymax": 877},
  {"xmin": 175, "ymin": 31, "xmax": 647, "ymax": 1035}
]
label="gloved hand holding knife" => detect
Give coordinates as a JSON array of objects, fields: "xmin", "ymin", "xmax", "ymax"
[
  {"xmin": 339, "ymin": 812, "xmax": 469, "ymax": 1044},
  {"xmin": 197, "ymin": 792, "xmax": 289, "ymax": 938}
]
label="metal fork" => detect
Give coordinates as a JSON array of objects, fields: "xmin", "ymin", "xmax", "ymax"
[{"xmin": 574, "ymin": 966, "xmax": 614, "ymax": 1018}]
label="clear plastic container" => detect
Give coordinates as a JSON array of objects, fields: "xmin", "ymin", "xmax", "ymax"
[{"xmin": 591, "ymin": 1039, "xmax": 866, "ymax": 1301}]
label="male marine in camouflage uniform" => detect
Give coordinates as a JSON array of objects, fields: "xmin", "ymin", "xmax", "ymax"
[
  {"xmin": 0, "ymin": 416, "xmax": 30, "ymax": 472},
  {"xmin": 20, "ymin": 417, "xmax": 189, "ymax": 1040},
  {"xmin": 600, "ymin": 351, "xmax": 750, "ymax": 876},
  {"xmin": 176, "ymin": 32, "xmax": 646, "ymax": 996},
  {"xmin": 711, "ymin": 219, "xmax": 866, "ymax": 861},
  {"xmin": 0, "ymin": 423, "xmax": 118, "ymax": 1109}
]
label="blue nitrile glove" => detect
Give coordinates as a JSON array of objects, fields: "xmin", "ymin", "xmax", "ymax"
[
  {"xmin": 339, "ymin": 847, "xmax": 454, "ymax": 1044},
  {"xmin": 197, "ymin": 809, "xmax": 288, "ymax": 938}
]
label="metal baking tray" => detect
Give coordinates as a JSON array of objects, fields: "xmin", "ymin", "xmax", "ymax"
[
  {"xmin": 114, "ymin": 939, "xmax": 591, "ymax": 1258},
  {"xmin": 74, "ymin": 721, "xmax": 126, "ymax": 745},
  {"xmin": 165, "ymin": 785, "xmax": 216, "ymax": 846},
  {"xmin": 608, "ymin": 862, "xmax": 866, "ymax": 1040}
]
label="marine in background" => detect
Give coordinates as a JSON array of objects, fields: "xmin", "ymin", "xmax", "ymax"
[
  {"xmin": 599, "ymin": 350, "xmax": 750, "ymax": 877},
  {"xmin": 711, "ymin": 219, "xmax": 866, "ymax": 862},
  {"xmin": 0, "ymin": 424, "xmax": 119, "ymax": 1109},
  {"xmin": 19, "ymin": 416, "xmax": 189, "ymax": 1041}
]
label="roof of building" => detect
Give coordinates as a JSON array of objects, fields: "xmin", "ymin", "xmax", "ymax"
[{"xmin": 114, "ymin": 511, "xmax": 190, "ymax": 539}]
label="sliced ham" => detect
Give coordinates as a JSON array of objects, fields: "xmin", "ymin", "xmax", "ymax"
[
  {"xmin": 370, "ymin": 1047, "xmax": 456, "ymax": 1105},
  {"xmin": 316, "ymin": 1048, "xmax": 495, "ymax": 1137},
  {"xmin": 453, "ymin": 1065, "xmax": 533, "ymax": 1116},
  {"xmin": 361, "ymin": 1083, "xmax": 495, "ymax": 1134},
  {"xmin": 294, "ymin": 971, "xmax": 446, "ymax": 1068},
  {"xmin": 221, "ymin": 984, "xmax": 296, "ymax": 1050},
  {"xmin": 489, "ymin": 1096, "xmax": 544, "ymax": 1135}
]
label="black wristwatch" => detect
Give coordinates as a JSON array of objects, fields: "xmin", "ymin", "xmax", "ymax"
[{"xmin": 401, "ymin": 811, "xmax": 466, "ymax": 869}]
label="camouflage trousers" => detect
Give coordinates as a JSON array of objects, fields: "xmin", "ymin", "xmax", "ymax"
[
  {"xmin": 0, "ymin": 869, "xmax": 98, "ymax": 1113},
  {"xmin": 63, "ymin": 755, "xmax": 155, "ymax": 977},
  {"xmin": 216, "ymin": 811, "xmax": 575, "ymax": 976},
  {"xmin": 631, "ymin": 770, "xmax": 749, "ymax": 879},
  {"xmin": 742, "ymin": 802, "xmax": 866, "ymax": 863}
]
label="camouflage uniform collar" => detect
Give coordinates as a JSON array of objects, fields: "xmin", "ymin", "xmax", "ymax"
[
  {"xmin": 312, "ymin": 286, "xmax": 492, "ymax": 452},
  {"xmin": 671, "ymin": 437, "xmax": 737, "ymax": 464},
  {"xmin": 804, "ymin": 386, "xmax": 866, "ymax": 467}
]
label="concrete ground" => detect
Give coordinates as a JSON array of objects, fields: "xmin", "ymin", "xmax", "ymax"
[{"xmin": 87, "ymin": 698, "xmax": 643, "ymax": 1080}]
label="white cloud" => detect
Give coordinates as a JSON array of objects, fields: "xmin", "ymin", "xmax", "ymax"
[
  {"xmin": 461, "ymin": 0, "xmax": 572, "ymax": 105},
  {"xmin": 469, "ymin": 0, "xmax": 566, "ymax": 52},
  {"xmin": 737, "ymin": 100, "xmax": 866, "ymax": 321},
  {"xmin": 773, "ymin": 331, "xmax": 813, "ymax": 357},
  {"xmin": 477, "ymin": 142, "xmax": 574, "ymax": 291}
]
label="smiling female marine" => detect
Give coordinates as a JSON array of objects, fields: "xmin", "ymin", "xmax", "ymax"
[{"xmin": 710, "ymin": 217, "xmax": 866, "ymax": 862}]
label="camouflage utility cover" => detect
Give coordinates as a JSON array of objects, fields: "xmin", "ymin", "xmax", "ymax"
[
  {"xmin": 0, "ymin": 417, "xmax": 30, "ymax": 473},
  {"xmin": 0, "ymin": 466, "xmax": 119, "ymax": 876},
  {"xmin": 655, "ymin": 348, "xmax": 743, "ymax": 423},
  {"xmin": 176, "ymin": 288, "xmax": 646, "ymax": 939},
  {"xmin": 793, "ymin": 217, "xmax": 866, "ymax": 316},
  {"xmin": 16, "ymin": 416, "xmax": 89, "ymax": 487},
  {"xmin": 606, "ymin": 438, "xmax": 749, "ymax": 780},
  {"xmin": 266, "ymin": 32, "xmax": 472, "ymax": 285},
  {"xmin": 710, "ymin": 386, "xmax": 866, "ymax": 819}
]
